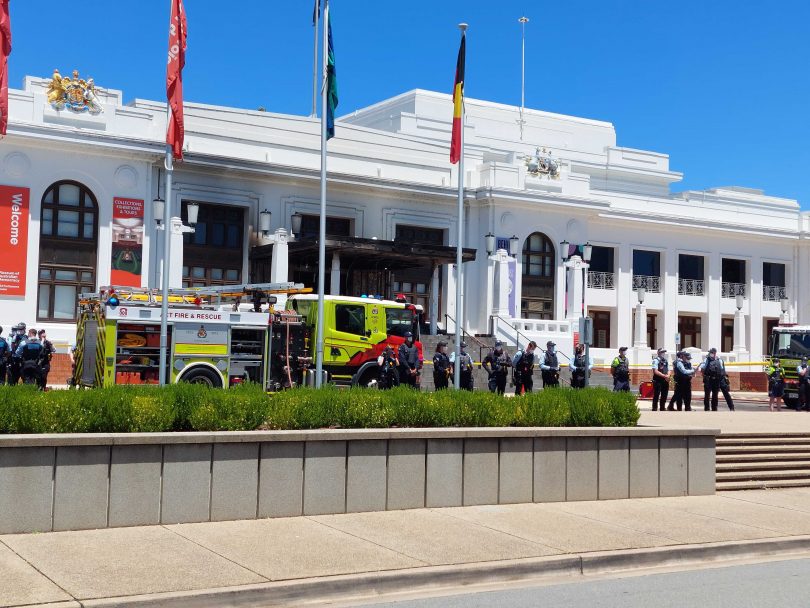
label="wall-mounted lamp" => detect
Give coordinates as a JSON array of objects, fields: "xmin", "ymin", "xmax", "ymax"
[
  {"xmin": 185, "ymin": 202, "xmax": 199, "ymax": 226},
  {"xmin": 560, "ymin": 240, "xmax": 570, "ymax": 262},
  {"xmin": 583, "ymin": 242, "xmax": 593, "ymax": 263},
  {"xmin": 152, "ymin": 167, "xmax": 164, "ymax": 225},
  {"xmin": 291, "ymin": 212, "xmax": 303, "ymax": 237}
]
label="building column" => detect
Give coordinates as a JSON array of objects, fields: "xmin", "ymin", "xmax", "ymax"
[
  {"xmin": 430, "ymin": 263, "xmax": 439, "ymax": 336},
  {"xmin": 329, "ymin": 252, "xmax": 340, "ymax": 296},
  {"xmin": 491, "ymin": 249, "xmax": 512, "ymax": 318},
  {"xmin": 168, "ymin": 217, "xmax": 184, "ymax": 288},
  {"xmin": 749, "ymin": 257, "xmax": 763, "ymax": 361},
  {"xmin": 662, "ymin": 248, "xmax": 678, "ymax": 352},
  {"xmin": 634, "ymin": 301, "xmax": 648, "ymax": 348},
  {"xmin": 616, "ymin": 243, "xmax": 633, "ymax": 351},
  {"xmin": 733, "ymin": 307, "xmax": 747, "ymax": 354},
  {"xmin": 707, "ymin": 252, "xmax": 722, "ymax": 350},
  {"xmin": 564, "ymin": 256, "xmax": 588, "ymax": 321},
  {"xmin": 269, "ymin": 228, "xmax": 290, "ymax": 308}
]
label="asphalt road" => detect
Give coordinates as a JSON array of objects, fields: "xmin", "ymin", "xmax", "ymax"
[{"xmin": 353, "ymin": 558, "xmax": 810, "ymax": 608}]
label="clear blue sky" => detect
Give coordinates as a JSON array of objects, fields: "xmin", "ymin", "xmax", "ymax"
[{"xmin": 8, "ymin": 1, "xmax": 810, "ymax": 206}]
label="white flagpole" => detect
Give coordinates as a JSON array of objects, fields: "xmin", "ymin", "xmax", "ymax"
[
  {"xmin": 519, "ymin": 16, "xmax": 528, "ymax": 141},
  {"xmin": 311, "ymin": 1, "xmax": 319, "ymax": 117},
  {"xmin": 315, "ymin": 0, "xmax": 329, "ymax": 387},
  {"xmin": 453, "ymin": 23, "xmax": 467, "ymax": 390},
  {"xmin": 159, "ymin": 115, "xmax": 173, "ymax": 386}
]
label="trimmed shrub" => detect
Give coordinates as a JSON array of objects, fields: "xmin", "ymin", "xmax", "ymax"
[{"xmin": 0, "ymin": 384, "xmax": 640, "ymax": 433}]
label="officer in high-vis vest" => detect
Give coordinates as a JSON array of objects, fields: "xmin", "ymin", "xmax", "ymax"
[{"xmin": 611, "ymin": 346, "xmax": 631, "ymax": 392}]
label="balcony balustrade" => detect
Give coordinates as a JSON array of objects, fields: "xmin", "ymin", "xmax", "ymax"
[
  {"xmin": 632, "ymin": 274, "xmax": 660, "ymax": 293},
  {"xmin": 587, "ymin": 271, "xmax": 615, "ymax": 290},
  {"xmin": 678, "ymin": 278, "xmax": 705, "ymax": 296}
]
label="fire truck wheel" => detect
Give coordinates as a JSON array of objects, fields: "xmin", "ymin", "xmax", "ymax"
[{"xmin": 180, "ymin": 366, "xmax": 224, "ymax": 388}]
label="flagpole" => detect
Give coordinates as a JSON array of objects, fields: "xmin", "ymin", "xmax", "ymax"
[
  {"xmin": 315, "ymin": 0, "xmax": 330, "ymax": 387},
  {"xmin": 159, "ymin": 117, "xmax": 173, "ymax": 386},
  {"xmin": 518, "ymin": 16, "xmax": 528, "ymax": 141},
  {"xmin": 311, "ymin": 1, "xmax": 319, "ymax": 117},
  {"xmin": 453, "ymin": 22, "xmax": 467, "ymax": 390}
]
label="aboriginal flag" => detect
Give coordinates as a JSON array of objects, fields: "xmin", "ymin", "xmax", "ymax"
[{"xmin": 450, "ymin": 32, "xmax": 465, "ymax": 164}]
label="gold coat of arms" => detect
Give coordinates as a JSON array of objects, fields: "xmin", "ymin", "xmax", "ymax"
[{"xmin": 46, "ymin": 69, "xmax": 103, "ymax": 115}]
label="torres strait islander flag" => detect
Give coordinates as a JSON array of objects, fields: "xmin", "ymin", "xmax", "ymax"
[
  {"xmin": 450, "ymin": 32, "xmax": 466, "ymax": 164},
  {"xmin": 0, "ymin": 0, "xmax": 11, "ymax": 137},
  {"xmin": 166, "ymin": 0, "xmax": 187, "ymax": 159}
]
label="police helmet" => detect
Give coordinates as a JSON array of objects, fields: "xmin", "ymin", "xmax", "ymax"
[
  {"xmin": 619, "ymin": 346, "xmax": 628, "ymax": 352},
  {"xmin": 657, "ymin": 347, "xmax": 667, "ymax": 354},
  {"xmin": 683, "ymin": 352, "xmax": 692, "ymax": 359},
  {"xmin": 494, "ymin": 340, "xmax": 503, "ymax": 348},
  {"xmin": 708, "ymin": 347, "xmax": 717, "ymax": 354},
  {"xmin": 404, "ymin": 331, "xmax": 413, "ymax": 339},
  {"xmin": 547, "ymin": 341, "xmax": 556, "ymax": 348},
  {"xmin": 18, "ymin": 322, "xmax": 26, "ymax": 330}
]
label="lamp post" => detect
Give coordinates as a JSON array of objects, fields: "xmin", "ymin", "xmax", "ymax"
[
  {"xmin": 560, "ymin": 240, "xmax": 570, "ymax": 318},
  {"xmin": 259, "ymin": 209, "xmax": 272, "ymax": 236},
  {"xmin": 485, "ymin": 231, "xmax": 496, "ymax": 256},
  {"xmin": 733, "ymin": 293, "xmax": 747, "ymax": 353},
  {"xmin": 781, "ymin": 297, "xmax": 790, "ymax": 324},
  {"xmin": 509, "ymin": 234, "xmax": 519, "ymax": 257},
  {"xmin": 291, "ymin": 212, "xmax": 303, "ymax": 237}
]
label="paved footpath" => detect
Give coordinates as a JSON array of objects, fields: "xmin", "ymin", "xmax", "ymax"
[{"xmin": 4, "ymin": 488, "xmax": 810, "ymax": 607}]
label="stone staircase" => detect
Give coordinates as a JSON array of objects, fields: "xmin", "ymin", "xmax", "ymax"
[{"xmin": 716, "ymin": 433, "xmax": 810, "ymax": 491}]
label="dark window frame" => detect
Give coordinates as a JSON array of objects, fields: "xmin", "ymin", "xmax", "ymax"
[
  {"xmin": 633, "ymin": 250, "xmax": 661, "ymax": 277},
  {"xmin": 763, "ymin": 262, "xmax": 786, "ymax": 287},
  {"xmin": 334, "ymin": 303, "xmax": 366, "ymax": 336},
  {"xmin": 678, "ymin": 254, "xmax": 705, "ymax": 281},
  {"xmin": 181, "ymin": 202, "xmax": 244, "ymax": 287},
  {"xmin": 37, "ymin": 264, "xmax": 95, "ymax": 322}
]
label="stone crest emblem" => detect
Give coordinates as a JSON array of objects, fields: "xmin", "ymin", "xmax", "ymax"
[
  {"xmin": 525, "ymin": 147, "xmax": 560, "ymax": 179},
  {"xmin": 46, "ymin": 69, "xmax": 103, "ymax": 115}
]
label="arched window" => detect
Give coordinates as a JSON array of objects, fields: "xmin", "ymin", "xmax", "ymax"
[
  {"xmin": 37, "ymin": 181, "xmax": 98, "ymax": 321},
  {"xmin": 521, "ymin": 232, "xmax": 555, "ymax": 320}
]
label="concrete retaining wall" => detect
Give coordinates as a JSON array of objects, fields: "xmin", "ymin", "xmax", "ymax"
[{"xmin": 0, "ymin": 428, "xmax": 717, "ymax": 534}]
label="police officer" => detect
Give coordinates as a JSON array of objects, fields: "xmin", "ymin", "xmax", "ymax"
[
  {"xmin": 766, "ymin": 357, "xmax": 786, "ymax": 412},
  {"xmin": 37, "ymin": 329, "xmax": 54, "ymax": 390},
  {"xmin": 699, "ymin": 347, "xmax": 735, "ymax": 411},
  {"xmin": 611, "ymin": 347, "xmax": 631, "ymax": 392},
  {"xmin": 798, "ymin": 356, "xmax": 810, "ymax": 411},
  {"xmin": 651, "ymin": 348, "xmax": 670, "ymax": 412},
  {"xmin": 513, "ymin": 340, "xmax": 537, "ymax": 395},
  {"xmin": 570, "ymin": 343, "xmax": 592, "ymax": 389},
  {"xmin": 376, "ymin": 344, "xmax": 399, "ymax": 389},
  {"xmin": 540, "ymin": 341, "xmax": 561, "ymax": 388},
  {"xmin": 432, "ymin": 341, "xmax": 451, "ymax": 390},
  {"xmin": 16, "ymin": 328, "xmax": 45, "ymax": 388},
  {"xmin": 397, "ymin": 331, "xmax": 421, "ymax": 388},
  {"xmin": 449, "ymin": 342, "xmax": 474, "ymax": 391},
  {"xmin": 0, "ymin": 327, "xmax": 9, "ymax": 385},
  {"xmin": 8, "ymin": 322, "xmax": 27, "ymax": 385},
  {"xmin": 671, "ymin": 351, "xmax": 696, "ymax": 411},
  {"xmin": 482, "ymin": 340, "xmax": 510, "ymax": 395}
]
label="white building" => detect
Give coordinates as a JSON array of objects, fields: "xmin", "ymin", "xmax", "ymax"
[{"xmin": 0, "ymin": 74, "xmax": 805, "ymax": 368}]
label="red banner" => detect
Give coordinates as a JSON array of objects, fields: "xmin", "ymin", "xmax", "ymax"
[
  {"xmin": 166, "ymin": 0, "xmax": 187, "ymax": 159},
  {"xmin": 0, "ymin": 185, "xmax": 28, "ymax": 295},
  {"xmin": 110, "ymin": 197, "xmax": 144, "ymax": 287}
]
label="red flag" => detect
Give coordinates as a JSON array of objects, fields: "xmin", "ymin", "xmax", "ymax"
[
  {"xmin": 166, "ymin": 0, "xmax": 187, "ymax": 159},
  {"xmin": 0, "ymin": 0, "xmax": 11, "ymax": 137},
  {"xmin": 450, "ymin": 33, "xmax": 465, "ymax": 164}
]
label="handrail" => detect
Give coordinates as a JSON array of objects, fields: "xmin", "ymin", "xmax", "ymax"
[{"xmin": 444, "ymin": 313, "xmax": 487, "ymax": 363}]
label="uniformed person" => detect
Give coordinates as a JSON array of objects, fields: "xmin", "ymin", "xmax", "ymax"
[
  {"xmin": 376, "ymin": 344, "xmax": 399, "ymax": 389},
  {"xmin": 482, "ymin": 340, "xmax": 510, "ymax": 395},
  {"xmin": 513, "ymin": 340, "xmax": 537, "ymax": 395},
  {"xmin": 611, "ymin": 347, "xmax": 631, "ymax": 392},
  {"xmin": 397, "ymin": 331, "xmax": 421, "ymax": 388},
  {"xmin": 671, "ymin": 351, "xmax": 696, "ymax": 411},
  {"xmin": 15, "ymin": 328, "xmax": 44, "ymax": 387},
  {"xmin": 449, "ymin": 342, "xmax": 474, "ymax": 391},
  {"xmin": 651, "ymin": 348, "xmax": 670, "ymax": 412},
  {"xmin": 570, "ymin": 343, "xmax": 592, "ymax": 389},
  {"xmin": 699, "ymin": 347, "xmax": 735, "ymax": 411},
  {"xmin": 37, "ymin": 329, "xmax": 54, "ymax": 390},
  {"xmin": 540, "ymin": 341, "xmax": 561, "ymax": 388},
  {"xmin": 766, "ymin": 357, "xmax": 786, "ymax": 412},
  {"xmin": 8, "ymin": 322, "xmax": 27, "ymax": 385},
  {"xmin": 798, "ymin": 357, "xmax": 810, "ymax": 411},
  {"xmin": 0, "ymin": 327, "xmax": 9, "ymax": 385},
  {"xmin": 432, "ymin": 341, "xmax": 451, "ymax": 390}
]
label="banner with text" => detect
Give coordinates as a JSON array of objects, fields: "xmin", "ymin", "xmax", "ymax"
[
  {"xmin": 111, "ymin": 197, "xmax": 144, "ymax": 287},
  {"xmin": 0, "ymin": 185, "xmax": 29, "ymax": 296}
]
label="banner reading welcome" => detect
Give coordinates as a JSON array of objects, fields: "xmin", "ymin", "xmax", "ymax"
[
  {"xmin": 0, "ymin": 185, "xmax": 29, "ymax": 296},
  {"xmin": 110, "ymin": 197, "xmax": 144, "ymax": 287}
]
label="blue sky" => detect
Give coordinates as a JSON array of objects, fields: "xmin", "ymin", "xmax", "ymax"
[{"xmin": 7, "ymin": 1, "xmax": 810, "ymax": 206}]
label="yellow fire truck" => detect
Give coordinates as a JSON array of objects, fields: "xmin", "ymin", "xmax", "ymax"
[{"xmin": 73, "ymin": 283, "xmax": 312, "ymax": 390}]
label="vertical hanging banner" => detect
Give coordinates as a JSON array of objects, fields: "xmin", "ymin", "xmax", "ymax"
[
  {"xmin": 0, "ymin": 185, "xmax": 28, "ymax": 296},
  {"xmin": 110, "ymin": 197, "xmax": 144, "ymax": 286}
]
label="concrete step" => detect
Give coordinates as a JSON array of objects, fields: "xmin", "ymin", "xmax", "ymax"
[
  {"xmin": 717, "ymin": 437, "xmax": 810, "ymax": 446},
  {"xmin": 715, "ymin": 445, "xmax": 810, "ymax": 455},
  {"xmin": 720, "ymin": 433, "xmax": 810, "ymax": 440},
  {"xmin": 717, "ymin": 460, "xmax": 810, "ymax": 472},
  {"xmin": 716, "ymin": 470, "xmax": 810, "ymax": 482},
  {"xmin": 717, "ymin": 453, "xmax": 810, "ymax": 463},
  {"xmin": 717, "ymin": 478, "xmax": 810, "ymax": 491}
]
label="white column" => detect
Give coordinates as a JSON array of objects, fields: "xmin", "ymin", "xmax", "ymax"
[
  {"xmin": 662, "ymin": 249, "xmax": 678, "ymax": 352},
  {"xmin": 565, "ymin": 256, "xmax": 587, "ymax": 320},
  {"xmin": 430, "ymin": 264, "xmax": 439, "ymax": 335},
  {"xmin": 330, "ymin": 252, "xmax": 340, "ymax": 295},
  {"xmin": 733, "ymin": 308, "xmax": 747, "ymax": 353},
  {"xmin": 168, "ymin": 217, "xmax": 184, "ymax": 288},
  {"xmin": 616, "ymin": 243, "xmax": 632, "ymax": 350},
  {"xmin": 634, "ymin": 301, "xmax": 648, "ymax": 348},
  {"xmin": 491, "ymin": 249, "xmax": 512, "ymax": 317},
  {"xmin": 707, "ymin": 252, "xmax": 722, "ymax": 350},
  {"xmin": 749, "ymin": 258, "xmax": 762, "ymax": 360},
  {"xmin": 269, "ymin": 228, "xmax": 290, "ymax": 308}
]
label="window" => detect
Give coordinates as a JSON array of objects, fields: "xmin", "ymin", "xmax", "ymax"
[
  {"xmin": 521, "ymin": 232, "xmax": 555, "ymax": 320},
  {"xmin": 300, "ymin": 214, "xmax": 352, "ymax": 238},
  {"xmin": 722, "ymin": 318, "xmax": 734, "ymax": 353},
  {"xmin": 181, "ymin": 202, "xmax": 244, "ymax": 287},
  {"xmin": 386, "ymin": 307, "xmax": 416, "ymax": 338},
  {"xmin": 395, "ymin": 225, "xmax": 444, "ymax": 245},
  {"xmin": 633, "ymin": 250, "xmax": 660, "ymax": 277},
  {"xmin": 335, "ymin": 304, "xmax": 365, "ymax": 335},
  {"xmin": 679, "ymin": 255, "xmax": 704, "ymax": 281},
  {"xmin": 678, "ymin": 316, "xmax": 702, "ymax": 349},
  {"xmin": 763, "ymin": 262, "xmax": 786, "ymax": 287},
  {"xmin": 722, "ymin": 258, "xmax": 746, "ymax": 284},
  {"xmin": 592, "ymin": 311, "xmax": 611, "ymax": 349},
  {"xmin": 522, "ymin": 233, "xmax": 555, "ymax": 278},
  {"xmin": 588, "ymin": 246, "xmax": 614, "ymax": 273},
  {"xmin": 38, "ymin": 181, "xmax": 98, "ymax": 322}
]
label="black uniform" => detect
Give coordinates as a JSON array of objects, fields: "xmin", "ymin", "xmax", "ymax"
[
  {"xmin": 799, "ymin": 364, "xmax": 810, "ymax": 410},
  {"xmin": 513, "ymin": 350, "xmax": 535, "ymax": 395},
  {"xmin": 377, "ymin": 349, "xmax": 399, "ymax": 390},
  {"xmin": 8, "ymin": 332, "xmax": 26, "ymax": 385},
  {"xmin": 541, "ymin": 351, "xmax": 560, "ymax": 388},
  {"xmin": 452, "ymin": 350, "xmax": 474, "ymax": 391},
  {"xmin": 652, "ymin": 356, "xmax": 669, "ymax": 412},
  {"xmin": 702, "ymin": 357, "xmax": 735, "ymax": 411},
  {"xmin": 17, "ymin": 339, "xmax": 45, "ymax": 387},
  {"xmin": 0, "ymin": 336, "xmax": 9, "ymax": 385},
  {"xmin": 672, "ymin": 359, "xmax": 694, "ymax": 411},
  {"xmin": 39, "ymin": 338, "xmax": 54, "ymax": 390},
  {"xmin": 432, "ymin": 351, "xmax": 451, "ymax": 390},
  {"xmin": 482, "ymin": 349, "xmax": 510, "ymax": 394},
  {"xmin": 398, "ymin": 342, "xmax": 421, "ymax": 388},
  {"xmin": 570, "ymin": 352, "xmax": 588, "ymax": 389},
  {"xmin": 611, "ymin": 355, "xmax": 630, "ymax": 392}
]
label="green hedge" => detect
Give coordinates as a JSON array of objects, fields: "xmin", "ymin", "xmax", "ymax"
[{"xmin": 0, "ymin": 384, "xmax": 639, "ymax": 434}]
